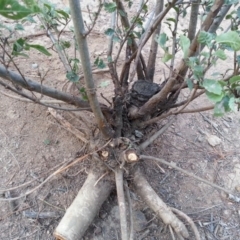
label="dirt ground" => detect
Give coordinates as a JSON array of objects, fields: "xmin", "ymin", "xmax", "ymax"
[{"xmin": 1, "ymin": 1, "xmax": 240, "ymax": 240}]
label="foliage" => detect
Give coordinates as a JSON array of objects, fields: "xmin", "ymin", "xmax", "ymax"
[{"xmin": 0, "ymin": 0, "xmax": 240, "ymax": 124}]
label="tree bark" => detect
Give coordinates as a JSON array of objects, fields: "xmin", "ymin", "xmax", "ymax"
[
  {"xmin": 68, "ymin": 0, "xmax": 114, "ymax": 139},
  {"xmin": 0, "ymin": 65, "xmax": 89, "ymax": 108},
  {"xmin": 147, "ymin": 0, "xmax": 164, "ymax": 81},
  {"xmin": 54, "ymin": 156, "xmax": 114, "ymax": 240}
]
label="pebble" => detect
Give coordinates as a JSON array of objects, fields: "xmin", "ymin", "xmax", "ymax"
[
  {"xmin": 31, "ymin": 63, "xmax": 38, "ymax": 69},
  {"xmin": 206, "ymin": 134, "xmax": 221, "ymax": 147},
  {"xmin": 133, "ymin": 210, "xmax": 147, "ymax": 232},
  {"xmin": 235, "ymin": 185, "xmax": 240, "ymax": 193}
]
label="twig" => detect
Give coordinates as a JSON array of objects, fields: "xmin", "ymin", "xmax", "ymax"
[
  {"xmin": 169, "ymin": 225, "xmax": 176, "ymax": 240},
  {"xmin": 139, "ymin": 117, "xmax": 176, "ymax": 151},
  {"xmin": 85, "ymin": 0, "xmax": 103, "ymax": 36},
  {"xmin": 0, "ymin": 140, "xmax": 111, "ymax": 201},
  {"xmin": 0, "ymin": 90, "xmax": 68, "ymax": 104},
  {"xmin": 94, "ymin": 171, "xmax": 108, "ymax": 187},
  {"xmin": 115, "ymin": 167, "xmax": 128, "ymax": 240},
  {"xmin": 141, "ymin": 104, "xmax": 214, "ymax": 127},
  {"xmin": 48, "ymin": 107, "xmax": 88, "ymax": 143},
  {"xmin": 200, "ymin": 113, "xmax": 232, "ymax": 143},
  {"xmin": 140, "ymin": 155, "xmax": 233, "ymax": 195},
  {"xmin": 23, "ymin": 210, "xmax": 60, "ymax": 219},
  {"xmin": 38, "ymin": 197, "xmax": 65, "ymax": 211},
  {"xmin": 0, "ymin": 81, "xmax": 91, "ymax": 111},
  {"xmin": 171, "ymin": 207, "xmax": 201, "ymax": 240}
]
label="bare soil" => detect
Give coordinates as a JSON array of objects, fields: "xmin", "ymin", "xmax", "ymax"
[{"xmin": 1, "ymin": 1, "xmax": 240, "ymax": 240}]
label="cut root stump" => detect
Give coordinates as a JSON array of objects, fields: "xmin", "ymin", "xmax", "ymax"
[{"xmin": 133, "ymin": 167, "xmax": 189, "ymax": 239}]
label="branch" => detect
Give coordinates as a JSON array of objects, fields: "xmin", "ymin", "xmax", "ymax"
[
  {"xmin": 139, "ymin": 117, "xmax": 175, "ymax": 151},
  {"xmin": 187, "ymin": 0, "xmax": 200, "ymax": 42},
  {"xmin": 175, "ymin": 0, "xmax": 225, "ymax": 83},
  {"xmin": 127, "ymin": 0, "xmax": 177, "ymax": 65},
  {"xmin": 115, "ymin": 0, "xmax": 146, "ymax": 80},
  {"xmin": 68, "ymin": 0, "xmax": 114, "ymax": 138},
  {"xmin": 0, "ymin": 65, "xmax": 89, "ymax": 108},
  {"xmin": 208, "ymin": 3, "xmax": 232, "ymax": 33},
  {"xmin": 146, "ymin": 0, "xmax": 164, "ymax": 81},
  {"xmin": 85, "ymin": 0, "xmax": 103, "ymax": 36}
]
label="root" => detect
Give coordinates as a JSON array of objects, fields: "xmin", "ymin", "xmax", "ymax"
[
  {"xmin": 171, "ymin": 207, "xmax": 201, "ymax": 240},
  {"xmin": 115, "ymin": 167, "xmax": 129, "ymax": 240},
  {"xmin": 54, "ymin": 155, "xmax": 114, "ymax": 240},
  {"xmin": 48, "ymin": 108, "xmax": 89, "ymax": 143},
  {"xmin": 133, "ymin": 167, "xmax": 189, "ymax": 239}
]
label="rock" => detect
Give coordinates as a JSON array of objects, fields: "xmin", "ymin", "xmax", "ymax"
[
  {"xmin": 133, "ymin": 210, "xmax": 147, "ymax": 231},
  {"xmin": 222, "ymin": 209, "xmax": 232, "ymax": 220},
  {"xmin": 206, "ymin": 135, "xmax": 221, "ymax": 147},
  {"xmin": 235, "ymin": 185, "xmax": 240, "ymax": 193},
  {"xmin": 31, "ymin": 63, "xmax": 38, "ymax": 69}
]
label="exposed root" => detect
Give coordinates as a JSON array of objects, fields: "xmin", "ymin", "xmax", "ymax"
[
  {"xmin": 54, "ymin": 154, "xmax": 114, "ymax": 240},
  {"xmin": 48, "ymin": 108, "xmax": 89, "ymax": 143},
  {"xmin": 171, "ymin": 207, "xmax": 201, "ymax": 240},
  {"xmin": 139, "ymin": 117, "xmax": 175, "ymax": 151},
  {"xmin": 115, "ymin": 167, "xmax": 129, "ymax": 240},
  {"xmin": 133, "ymin": 167, "xmax": 189, "ymax": 239},
  {"xmin": 124, "ymin": 181, "xmax": 134, "ymax": 240}
]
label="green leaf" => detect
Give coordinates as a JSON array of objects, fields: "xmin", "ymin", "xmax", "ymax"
[
  {"xmin": 56, "ymin": 9, "xmax": 70, "ymax": 20},
  {"xmin": 0, "ymin": 0, "xmax": 39, "ymax": 20},
  {"xmin": 79, "ymin": 87, "xmax": 88, "ymax": 101},
  {"xmin": 214, "ymin": 49, "xmax": 227, "ymax": 60},
  {"xmin": 198, "ymin": 31, "xmax": 214, "ymax": 46},
  {"xmin": 236, "ymin": 55, "xmax": 240, "ymax": 64},
  {"xmin": 229, "ymin": 97, "xmax": 237, "ymax": 111},
  {"xmin": 166, "ymin": 18, "xmax": 176, "ymax": 23},
  {"xmin": 99, "ymin": 80, "xmax": 110, "ymax": 88},
  {"xmin": 216, "ymin": 31, "xmax": 240, "ymax": 51},
  {"xmin": 27, "ymin": 44, "xmax": 51, "ymax": 56},
  {"xmin": 214, "ymin": 96, "xmax": 231, "ymax": 116},
  {"xmin": 94, "ymin": 57, "xmax": 106, "ymax": 69},
  {"xmin": 193, "ymin": 65, "xmax": 204, "ymax": 79},
  {"xmin": 66, "ymin": 71, "xmax": 80, "ymax": 82},
  {"xmin": 205, "ymin": 91, "xmax": 224, "ymax": 102},
  {"xmin": 12, "ymin": 38, "xmax": 26, "ymax": 55},
  {"xmin": 237, "ymin": 6, "xmax": 240, "ymax": 19},
  {"xmin": 104, "ymin": 2, "xmax": 117, "ymax": 13},
  {"xmin": 162, "ymin": 52, "xmax": 172, "ymax": 63},
  {"xmin": 203, "ymin": 79, "xmax": 222, "ymax": 95},
  {"xmin": 44, "ymin": 139, "xmax": 51, "ymax": 145},
  {"xmin": 14, "ymin": 23, "xmax": 24, "ymax": 30},
  {"xmin": 60, "ymin": 41, "xmax": 71, "ymax": 49},
  {"xmin": 229, "ymin": 75, "xmax": 240, "ymax": 85},
  {"xmin": 179, "ymin": 35, "xmax": 190, "ymax": 58},
  {"xmin": 186, "ymin": 78, "xmax": 193, "ymax": 90},
  {"xmin": 156, "ymin": 33, "xmax": 168, "ymax": 49},
  {"xmin": 104, "ymin": 28, "xmax": 115, "ymax": 37}
]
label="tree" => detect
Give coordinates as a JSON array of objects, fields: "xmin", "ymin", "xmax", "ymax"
[{"xmin": 0, "ymin": 0, "xmax": 240, "ymax": 239}]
